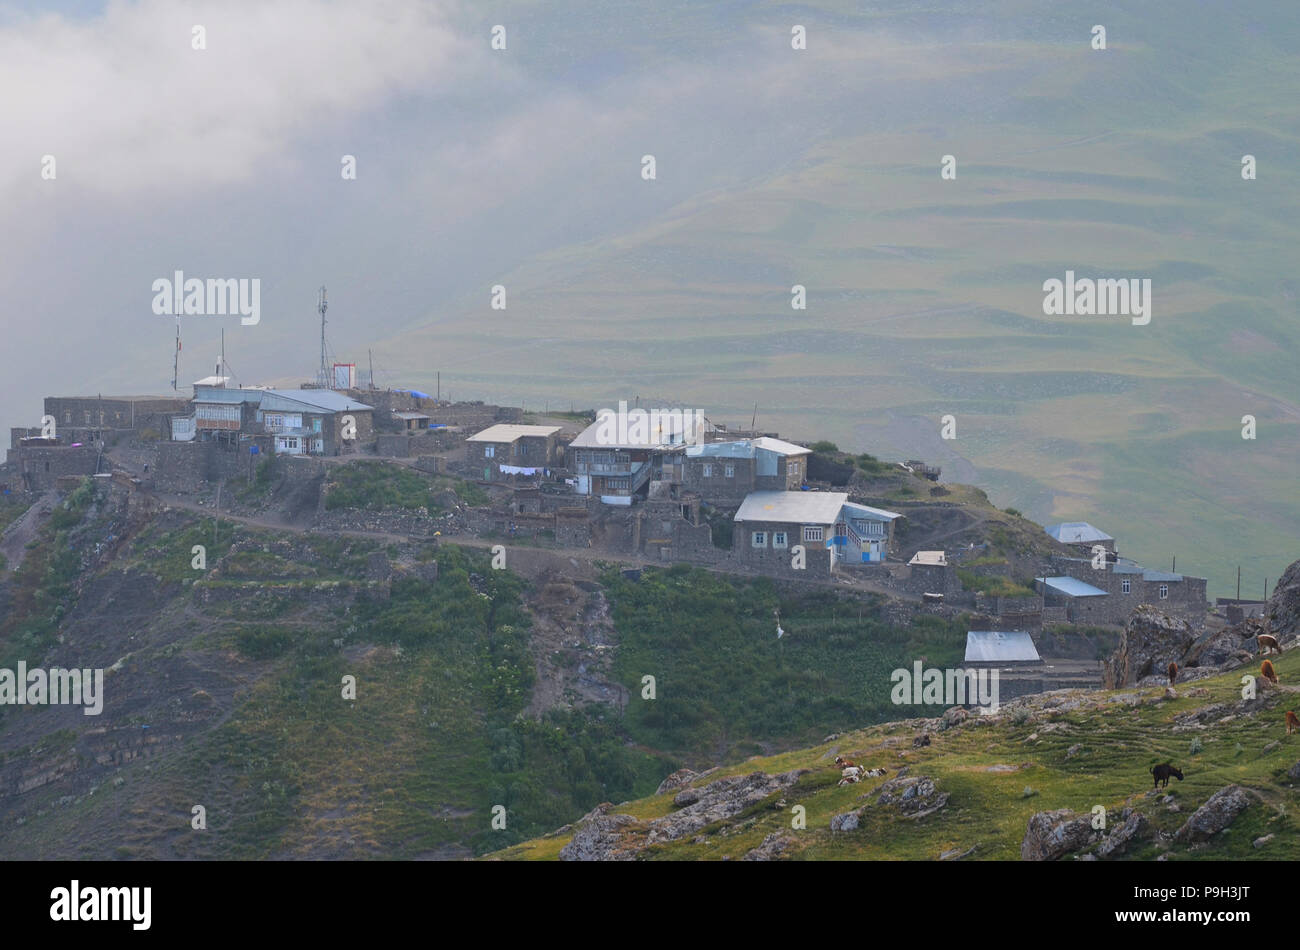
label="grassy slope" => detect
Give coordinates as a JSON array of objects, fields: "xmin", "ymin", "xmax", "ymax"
[{"xmin": 494, "ymin": 649, "xmax": 1300, "ymax": 861}]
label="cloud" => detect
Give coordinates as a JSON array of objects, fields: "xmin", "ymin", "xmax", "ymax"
[{"xmin": 0, "ymin": 0, "xmax": 473, "ymax": 198}]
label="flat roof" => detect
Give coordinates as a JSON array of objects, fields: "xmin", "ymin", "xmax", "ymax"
[
  {"xmin": 734, "ymin": 491, "xmax": 847, "ymax": 525},
  {"xmin": 842, "ymin": 501, "xmax": 903, "ymax": 522},
  {"xmin": 1037, "ymin": 576, "xmax": 1108, "ymax": 597},
  {"xmin": 259, "ymin": 389, "xmax": 373, "ymax": 414},
  {"xmin": 686, "ymin": 436, "xmax": 811, "ymax": 460},
  {"xmin": 467, "ymin": 424, "xmax": 562, "ymax": 442},
  {"xmin": 965, "ymin": 631, "xmax": 1041, "ymax": 664},
  {"xmin": 909, "ymin": 551, "xmax": 947, "ymax": 566},
  {"xmin": 1045, "ymin": 522, "xmax": 1113, "ymax": 544},
  {"xmin": 393, "ymin": 411, "xmax": 431, "ymax": 420},
  {"xmin": 570, "ymin": 415, "xmax": 702, "ymax": 450}
]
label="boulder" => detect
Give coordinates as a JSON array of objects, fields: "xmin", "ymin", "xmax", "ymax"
[
  {"xmin": 1288, "ymin": 761, "xmax": 1300, "ymax": 782},
  {"xmin": 1095, "ymin": 811, "xmax": 1149, "ymax": 859},
  {"xmin": 1021, "ymin": 809, "xmax": 1098, "ymax": 861},
  {"xmin": 1184, "ymin": 617, "xmax": 1261, "ymax": 670},
  {"xmin": 1267, "ymin": 558, "xmax": 1300, "ymax": 642},
  {"xmin": 558, "ymin": 810, "xmax": 641, "ymax": 861},
  {"xmin": 1174, "ymin": 785, "xmax": 1251, "ymax": 843},
  {"xmin": 743, "ymin": 832, "xmax": 795, "ymax": 860},
  {"xmin": 656, "ymin": 768, "xmax": 698, "ymax": 796},
  {"xmin": 875, "ymin": 775, "xmax": 948, "ymax": 818},
  {"xmin": 652, "ymin": 769, "xmax": 808, "ymax": 842},
  {"xmin": 1104, "ymin": 606, "xmax": 1196, "ymax": 688},
  {"xmin": 830, "ymin": 810, "xmax": 861, "ymax": 832}
]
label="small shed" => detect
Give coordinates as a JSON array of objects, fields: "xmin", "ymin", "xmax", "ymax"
[{"xmin": 964, "ymin": 631, "xmax": 1042, "ymax": 666}]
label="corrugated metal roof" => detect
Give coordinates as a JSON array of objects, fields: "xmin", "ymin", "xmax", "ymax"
[
  {"xmin": 686, "ymin": 440, "xmax": 756, "ymax": 459},
  {"xmin": 842, "ymin": 501, "xmax": 902, "ymax": 522},
  {"xmin": 1037, "ymin": 576, "xmax": 1108, "ymax": 597},
  {"xmin": 734, "ymin": 491, "xmax": 847, "ymax": 524},
  {"xmin": 194, "ymin": 388, "xmax": 264, "ymax": 404},
  {"xmin": 965, "ymin": 631, "xmax": 1041, "ymax": 663},
  {"xmin": 570, "ymin": 417, "xmax": 698, "ymax": 450},
  {"xmin": 751, "ymin": 437, "xmax": 811, "ymax": 456},
  {"xmin": 393, "ymin": 411, "xmax": 430, "ymax": 420},
  {"xmin": 1045, "ymin": 522, "xmax": 1113, "ymax": 543},
  {"xmin": 259, "ymin": 389, "xmax": 373, "ymax": 414},
  {"xmin": 466, "ymin": 424, "xmax": 561, "ymax": 442},
  {"xmin": 1142, "ymin": 569, "xmax": 1183, "ymax": 582}
]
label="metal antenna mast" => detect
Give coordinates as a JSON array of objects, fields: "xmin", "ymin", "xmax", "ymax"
[{"xmin": 316, "ymin": 286, "xmax": 330, "ymax": 388}]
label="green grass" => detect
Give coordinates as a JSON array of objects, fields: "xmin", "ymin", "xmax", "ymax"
[{"xmin": 605, "ymin": 565, "xmax": 969, "ymax": 763}]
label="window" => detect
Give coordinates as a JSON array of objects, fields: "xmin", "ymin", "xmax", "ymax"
[
  {"xmin": 772, "ymin": 531, "xmax": 787, "ymax": 548},
  {"xmin": 751, "ymin": 531, "xmax": 766, "ymax": 548},
  {"xmin": 64, "ymin": 411, "xmax": 71, "ymax": 424},
  {"xmin": 803, "ymin": 526, "xmax": 823, "ymax": 542},
  {"xmin": 724, "ymin": 464, "xmax": 735, "ymax": 478},
  {"xmin": 702, "ymin": 463, "xmax": 712, "ymax": 478},
  {"xmin": 312, "ymin": 418, "xmax": 322, "ymax": 433},
  {"xmin": 485, "ymin": 445, "xmax": 495, "ymax": 458},
  {"xmin": 1122, "ymin": 579, "xmax": 1131, "ymax": 594},
  {"xmin": 1159, "ymin": 584, "xmax": 1169, "ymax": 600},
  {"xmin": 790, "ymin": 461, "xmax": 800, "ymax": 478},
  {"xmin": 84, "ymin": 411, "xmax": 91, "ymax": 425}
]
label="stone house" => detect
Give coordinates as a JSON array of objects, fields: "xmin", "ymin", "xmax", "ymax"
[
  {"xmin": 1037, "ymin": 554, "xmax": 1207, "ymax": 626},
  {"xmin": 681, "ymin": 437, "xmax": 810, "ymax": 506},
  {"xmin": 465, "ymin": 424, "xmax": 563, "ymax": 482},
  {"xmin": 733, "ymin": 491, "xmax": 902, "ymax": 575}
]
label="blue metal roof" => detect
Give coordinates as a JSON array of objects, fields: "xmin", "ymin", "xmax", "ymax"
[
  {"xmin": 1037, "ymin": 576, "xmax": 1108, "ymax": 597},
  {"xmin": 259, "ymin": 389, "xmax": 373, "ymax": 414}
]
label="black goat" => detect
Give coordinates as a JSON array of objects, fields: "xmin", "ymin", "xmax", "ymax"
[{"xmin": 1150, "ymin": 763, "xmax": 1184, "ymax": 789}]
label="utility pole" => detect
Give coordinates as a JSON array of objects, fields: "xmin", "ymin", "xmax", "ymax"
[
  {"xmin": 213, "ymin": 481, "xmax": 221, "ymax": 549},
  {"xmin": 316, "ymin": 287, "xmax": 329, "ymax": 388},
  {"xmin": 368, "ymin": 349, "xmax": 375, "ymax": 389},
  {"xmin": 172, "ymin": 322, "xmax": 180, "ymax": 391},
  {"xmin": 436, "ymin": 372, "xmax": 440, "ymax": 402}
]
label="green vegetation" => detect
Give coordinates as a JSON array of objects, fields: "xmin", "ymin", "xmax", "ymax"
[
  {"xmin": 810, "ymin": 441, "xmax": 838, "ymax": 454},
  {"xmin": 605, "ymin": 565, "xmax": 968, "ymax": 762},
  {"xmin": 957, "ymin": 569, "xmax": 1037, "ymax": 599},
  {"xmin": 0, "ymin": 478, "xmax": 97, "ymax": 671},
  {"xmin": 323, "ymin": 462, "xmax": 488, "ymax": 513},
  {"xmin": 496, "ymin": 643, "xmax": 1300, "ymax": 862}
]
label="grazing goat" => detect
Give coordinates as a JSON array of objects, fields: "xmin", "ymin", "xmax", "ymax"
[
  {"xmin": 1287, "ymin": 711, "xmax": 1299, "ymax": 736},
  {"xmin": 1167, "ymin": 662, "xmax": 1178, "ymax": 685},
  {"xmin": 834, "ymin": 756, "xmax": 857, "ymax": 770},
  {"xmin": 861, "ymin": 768, "xmax": 888, "ymax": 778},
  {"xmin": 1150, "ymin": 763, "xmax": 1184, "ymax": 789},
  {"xmin": 1261, "ymin": 659, "xmax": 1279, "ymax": 686},
  {"xmin": 838, "ymin": 767, "xmax": 864, "ymax": 786},
  {"xmin": 1258, "ymin": 634, "xmax": 1281, "ymax": 656},
  {"xmin": 913, "ymin": 734, "xmax": 931, "ymax": 748}
]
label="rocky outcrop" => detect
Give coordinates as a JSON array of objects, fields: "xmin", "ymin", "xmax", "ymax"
[
  {"xmin": 1174, "ymin": 785, "xmax": 1251, "ymax": 843},
  {"xmin": 1104, "ymin": 607, "xmax": 1196, "ymax": 688},
  {"xmin": 743, "ymin": 832, "xmax": 795, "ymax": 861},
  {"xmin": 1184, "ymin": 617, "xmax": 1259, "ymax": 670},
  {"xmin": 875, "ymin": 775, "xmax": 948, "ymax": 818},
  {"xmin": 656, "ymin": 768, "xmax": 699, "ymax": 796},
  {"xmin": 1095, "ymin": 811, "xmax": 1149, "ymax": 859},
  {"xmin": 561, "ymin": 769, "xmax": 808, "ymax": 860},
  {"xmin": 1268, "ymin": 558, "xmax": 1300, "ymax": 642},
  {"xmin": 1021, "ymin": 809, "xmax": 1099, "ymax": 861},
  {"xmin": 558, "ymin": 808, "xmax": 642, "ymax": 861}
]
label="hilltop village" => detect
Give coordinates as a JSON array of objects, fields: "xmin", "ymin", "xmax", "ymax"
[{"xmin": 2, "ymin": 368, "xmax": 1253, "ymax": 703}]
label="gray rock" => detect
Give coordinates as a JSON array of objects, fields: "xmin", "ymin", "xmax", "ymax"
[
  {"xmin": 743, "ymin": 832, "xmax": 795, "ymax": 860},
  {"xmin": 1288, "ymin": 761, "xmax": 1300, "ymax": 781},
  {"xmin": 876, "ymin": 775, "xmax": 949, "ymax": 818},
  {"xmin": 673, "ymin": 788, "xmax": 702, "ymax": 807},
  {"xmin": 1095, "ymin": 811, "xmax": 1150, "ymax": 859},
  {"xmin": 1104, "ymin": 606, "xmax": 1196, "ymax": 688},
  {"xmin": 558, "ymin": 811, "xmax": 641, "ymax": 861},
  {"xmin": 830, "ymin": 810, "xmax": 861, "ymax": 832},
  {"xmin": 1174, "ymin": 785, "xmax": 1251, "ymax": 843},
  {"xmin": 1021, "ymin": 809, "xmax": 1099, "ymax": 861},
  {"xmin": 656, "ymin": 768, "xmax": 698, "ymax": 796}
]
